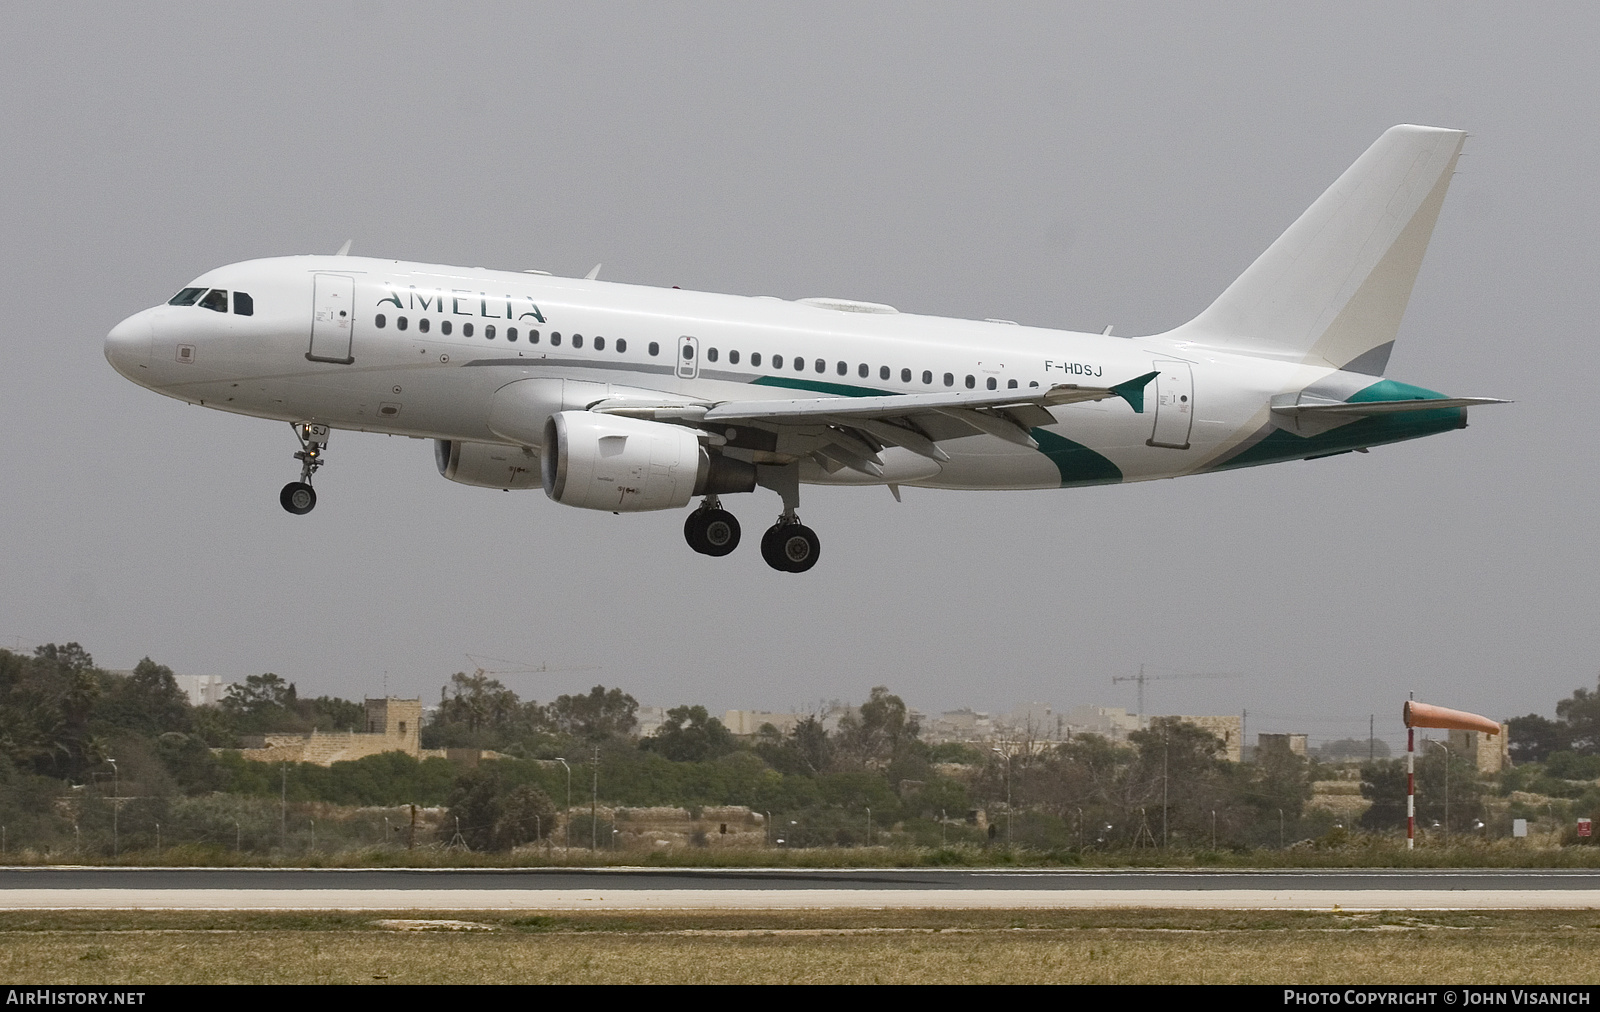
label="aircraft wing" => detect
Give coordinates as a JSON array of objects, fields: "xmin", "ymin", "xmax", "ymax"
[{"xmin": 594, "ymin": 371, "xmax": 1157, "ymax": 475}]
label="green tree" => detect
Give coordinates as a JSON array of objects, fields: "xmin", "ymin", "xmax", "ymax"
[
  {"xmin": 95, "ymin": 658, "xmax": 189, "ymax": 736},
  {"xmin": 548, "ymin": 686, "xmax": 638, "ymax": 741},
  {"xmin": 755, "ymin": 716, "xmax": 831, "ymax": 776},
  {"xmin": 641, "ymin": 705, "xmax": 737, "ymax": 762},
  {"xmin": 443, "ymin": 766, "xmax": 556, "ymax": 850}
]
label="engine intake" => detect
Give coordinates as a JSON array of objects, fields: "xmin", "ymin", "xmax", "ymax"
[{"xmin": 541, "ymin": 412, "xmax": 755, "ymax": 512}]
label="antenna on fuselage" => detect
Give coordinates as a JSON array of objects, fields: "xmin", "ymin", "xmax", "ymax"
[
  {"xmin": 584, "ymin": 263, "xmax": 602, "ymax": 280},
  {"xmin": 334, "ymin": 239, "xmax": 353, "ymax": 256}
]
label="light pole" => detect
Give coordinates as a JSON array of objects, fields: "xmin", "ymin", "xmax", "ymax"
[
  {"xmin": 1426, "ymin": 739, "xmax": 1450, "ymax": 845},
  {"xmin": 590, "ymin": 747, "xmax": 600, "ymax": 851},
  {"xmin": 992, "ymin": 747, "xmax": 1012, "ymax": 847},
  {"xmin": 865, "ymin": 807, "xmax": 871, "ymax": 847},
  {"xmin": 556, "ymin": 758, "xmax": 572, "ymax": 854},
  {"xmin": 106, "ymin": 758, "xmax": 119, "ymax": 857}
]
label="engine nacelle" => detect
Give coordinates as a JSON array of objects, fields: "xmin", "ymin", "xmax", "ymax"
[
  {"xmin": 541, "ymin": 412, "xmax": 755, "ymax": 512},
  {"xmin": 435, "ymin": 440, "xmax": 542, "ymax": 490}
]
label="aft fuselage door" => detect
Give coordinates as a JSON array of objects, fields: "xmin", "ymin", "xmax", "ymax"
[
  {"xmin": 677, "ymin": 335, "xmax": 700, "ymax": 379},
  {"xmin": 1147, "ymin": 360, "xmax": 1193, "ymax": 449},
  {"xmin": 307, "ymin": 274, "xmax": 356, "ymax": 364}
]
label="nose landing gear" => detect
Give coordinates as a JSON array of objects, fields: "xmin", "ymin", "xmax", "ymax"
[{"xmin": 280, "ymin": 422, "xmax": 328, "ymax": 515}]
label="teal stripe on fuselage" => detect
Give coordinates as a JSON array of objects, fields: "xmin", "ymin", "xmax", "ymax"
[
  {"xmin": 751, "ymin": 376, "xmax": 885, "ymax": 397},
  {"xmin": 1033, "ymin": 429, "xmax": 1124, "ymax": 487}
]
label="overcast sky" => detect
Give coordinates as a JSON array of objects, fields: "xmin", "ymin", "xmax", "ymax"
[{"xmin": 2, "ymin": 3, "xmax": 1594, "ymax": 747}]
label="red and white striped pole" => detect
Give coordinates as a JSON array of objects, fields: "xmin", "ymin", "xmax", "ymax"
[
  {"xmin": 1402, "ymin": 698, "xmax": 1499, "ymax": 853},
  {"xmin": 1407, "ymin": 725, "xmax": 1415, "ymax": 851}
]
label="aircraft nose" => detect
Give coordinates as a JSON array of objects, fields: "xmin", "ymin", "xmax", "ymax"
[{"xmin": 105, "ymin": 310, "xmax": 153, "ymax": 378}]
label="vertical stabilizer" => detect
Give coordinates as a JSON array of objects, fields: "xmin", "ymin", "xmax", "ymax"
[{"xmin": 1166, "ymin": 125, "xmax": 1466, "ymax": 375}]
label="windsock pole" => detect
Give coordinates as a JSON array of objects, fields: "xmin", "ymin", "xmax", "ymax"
[
  {"xmin": 1407, "ymin": 725, "xmax": 1415, "ymax": 850},
  {"xmin": 1401, "ymin": 698, "xmax": 1499, "ymax": 852}
]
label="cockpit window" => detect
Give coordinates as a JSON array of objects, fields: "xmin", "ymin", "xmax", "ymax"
[
  {"xmin": 233, "ymin": 291, "xmax": 254, "ymax": 316},
  {"xmin": 198, "ymin": 289, "xmax": 228, "ymax": 312},
  {"xmin": 168, "ymin": 287, "xmax": 206, "ymax": 306}
]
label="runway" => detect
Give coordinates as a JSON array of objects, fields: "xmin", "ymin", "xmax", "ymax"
[{"xmin": 5, "ymin": 867, "xmax": 1600, "ymax": 910}]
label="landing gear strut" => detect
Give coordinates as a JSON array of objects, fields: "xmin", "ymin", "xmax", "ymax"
[
  {"xmin": 280, "ymin": 422, "xmax": 328, "ymax": 515},
  {"xmin": 752, "ymin": 462, "xmax": 820, "ymax": 572},
  {"xmin": 684, "ymin": 498, "xmax": 741, "ymax": 556}
]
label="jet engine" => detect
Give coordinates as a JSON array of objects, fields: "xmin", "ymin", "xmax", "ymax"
[
  {"xmin": 434, "ymin": 439, "xmax": 542, "ymax": 490},
  {"xmin": 541, "ymin": 411, "xmax": 755, "ymax": 512}
]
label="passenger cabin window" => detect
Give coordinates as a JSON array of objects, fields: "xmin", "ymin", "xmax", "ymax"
[
  {"xmin": 233, "ymin": 292, "xmax": 254, "ymax": 316},
  {"xmin": 616, "ymin": 338, "xmax": 626, "ymax": 352},
  {"xmin": 592, "ymin": 335, "xmax": 602, "ymax": 350},
  {"xmin": 507, "ymin": 327, "xmax": 518, "ymax": 342},
  {"xmin": 572, "ymin": 334, "xmax": 582, "ymax": 348},
  {"xmin": 198, "ymin": 289, "xmax": 228, "ymax": 312},
  {"xmin": 648, "ymin": 341, "xmax": 659, "ymax": 356},
  {"xmin": 440, "ymin": 321, "xmax": 451, "ymax": 335},
  {"xmin": 168, "ymin": 287, "xmax": 205, "ymax": 306},
  {"xmin": 485, "ymin": 324, "xmax": 496, "ymax": 339},
  {"xmin": 550, "ymin": 332, "xmax": 561, "ymax": 346},
  {"xmin": 901, "ymin": 368, "xmax": 911, "ymax": 382},
  {"xmin": 707, "ymin": 347, "xmax": 718, "ymax": 363},
  {"xmin": 728, "ymin": 350, "xmax": 738, "ymax": 364},
  {"xmin": 463, "ymin": 323, "xmax": 474, "ymax": 337},
  {"xmin": 375, "ymin": 314, "xmax": 386, "ymax": 328}
]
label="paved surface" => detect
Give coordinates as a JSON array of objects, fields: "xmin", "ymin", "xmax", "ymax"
[{"xmin": 4, "ymin": 867, "xmax": 1600, "ymax": 910}]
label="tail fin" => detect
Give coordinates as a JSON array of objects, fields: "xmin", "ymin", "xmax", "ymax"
[{"xmin": 1166, "ymin": 124, "xmax": 1466, "ymax": 375}]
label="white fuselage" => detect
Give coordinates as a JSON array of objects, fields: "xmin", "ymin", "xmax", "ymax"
[{"xmin": 106, "ymin": 255, "xmax": 1417, "ymax": 492}]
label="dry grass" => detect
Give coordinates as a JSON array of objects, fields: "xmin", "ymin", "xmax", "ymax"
[{"xmin": 3, "ymin": 909, "xmax": 1600, "ymax": 984}]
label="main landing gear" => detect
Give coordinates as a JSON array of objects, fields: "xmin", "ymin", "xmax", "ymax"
[
  {"xmin": 682, "ymin": 501, "xmax": 820, "ymax": 573},
  {"xmin": 760, "ymin": 515, "xmax": 820, "ymax": 573},
  {"xmin": 684, "ymin": 498, "xmax": 741, "ymax": 557},
  {"xmin": 279, "ymin": 422, "xmax": 328, "ymax": 515},
  {"xmin": 682, "ymin": 463, "xmax": 821, "ymax": 573}
]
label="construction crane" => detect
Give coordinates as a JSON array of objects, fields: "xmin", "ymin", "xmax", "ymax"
[{"xmin": 1112, "ymin": 664, "xmax": 1242, "ymax": 728}]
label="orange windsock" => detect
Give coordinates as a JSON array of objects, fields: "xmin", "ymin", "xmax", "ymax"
[{"xmin": 1403, "ymin": 700, "xmax": 1501, "ymax": 734}]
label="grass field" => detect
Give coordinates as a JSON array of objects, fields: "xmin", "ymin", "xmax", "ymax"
[{"xmin": 4, "ymin": 909, "xmax": 1599, "ymax": 984}]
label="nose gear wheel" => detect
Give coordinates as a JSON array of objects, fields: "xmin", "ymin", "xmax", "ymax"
[{"xmin": 280, "ymin": 422, "xmax": 329, "ymax": 515}]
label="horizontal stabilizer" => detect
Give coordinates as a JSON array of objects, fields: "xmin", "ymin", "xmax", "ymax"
[{"xmin": 1271, "ymin": 396, "xmax": 1507, "ymax": 417}]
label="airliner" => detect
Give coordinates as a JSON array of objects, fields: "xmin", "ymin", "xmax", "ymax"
[{"xmin": 105, "ymin": 125, "xmax": 1502, "ymax": 573}]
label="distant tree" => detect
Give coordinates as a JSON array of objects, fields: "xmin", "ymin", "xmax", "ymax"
[
  {"xmin": 1557, "ymin": 681, "xmax": 1600, "ymax": 755},
  {"xmin": 754, "ymin": 715, "xmax": 832, "ymax": 776},
  {"xmin": 1315, "ymin": 737, "xmax": 1391, "ymax": 762},
  {"xmin": 95, "ymin": 658, "xmax": 189, "ymax": 736},
  {"xmin": 832, "ymin": 687, "xmax": 916, "ymax": 770},
  {"xmin": 548, "ymin": 686, "xmax": 638, "ymax": 740},
  {"xmin": 443, "ymin": 766, "xmax": 556, "ymax": 850},
  {"xmin": 641, "ymin": 705, "xmax": 737, "ymax": 762},
  {"xmin": 1507, "ymin": 714, "xmax": 1568, "ymax": 764},
  {"xmin": 221, "ymin": 673, "xmax": 300, "ymax": 731},
  {"xmin": 305, "ymin": 695, "xmax": 366, "ymax": 732}
]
